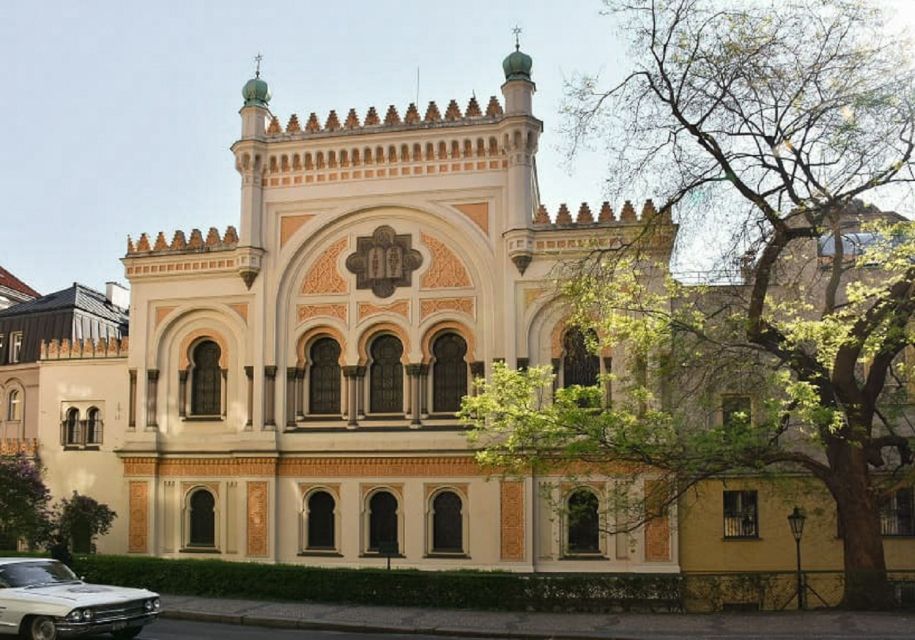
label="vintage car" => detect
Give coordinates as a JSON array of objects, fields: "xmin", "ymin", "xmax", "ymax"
[{"xmin": 0, "ymin": 558, "xmax": 160, "ymax": 639}]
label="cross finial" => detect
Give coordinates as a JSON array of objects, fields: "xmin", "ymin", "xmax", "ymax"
[
  {"xmin": 254, "ymin": 52, "xmax": 263, "ymax": 78},
  {"xmin": 512, "ymin": 25, "xmax": 522, "ymax": 51}
]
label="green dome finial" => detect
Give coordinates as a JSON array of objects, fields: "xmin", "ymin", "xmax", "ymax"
[
  {"xmin": 503, "ymin": 27, "xmax": 532, "ymax": 81},
  {"xmin": 242, "ymin": 53, "xmax": 271, "ymax": 108}
]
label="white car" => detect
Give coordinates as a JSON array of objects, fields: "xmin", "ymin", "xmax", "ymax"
[{"xmin": 0, "ymin": 558, "xmax": 160, "ymax": 640}]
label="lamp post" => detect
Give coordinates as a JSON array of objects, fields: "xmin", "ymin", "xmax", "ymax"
[{"xmin": 787, "ymin": 506, "xmax": 806, "ymax": 610}]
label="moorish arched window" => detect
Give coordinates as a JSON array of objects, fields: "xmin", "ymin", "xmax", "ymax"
[
  {"xmin": 368, "ymin": 490, "xmax": 398, "ymax": 552},
  {"xmin": 188, "ymin": 489, "xmax": 216, "ymax": 547},
  {"xmin": 7, "ymin": 389, "xmax": 20, "ymax": 421},
  {"xmin": 307, "ymin": 490, "xmax": 335, "ymax": 550},
  {"xmin": 191, "ymin": 340, "xmax": 221, "ymax": 416},
  {"xmin": 86, "ymin": 407, "xmax": 101, "ymax": 445},
  {"xmin": 309, "ymin": 338, "xmax": 341, "ymax": 415},
  {"xmin": 431, "ymin": 333, "xmax": 468, "ymax": 413},
  {"xmin": 431, "ymin": 490, "xmax": 463, "ymax": 553},
  {"xmin": 567, "ymin": 490, "xmax": 600, "ymax": 554},
  {"xmin": 562, "ymin": 328, "xmax": 600, "ymax": 388},
  {"xmin": 369, "ymin": 335, "xmax": 403, "ymax": 414},
  {"xmin": 64, "ymin": 407, "xmax": 80, "ymax": 445}
]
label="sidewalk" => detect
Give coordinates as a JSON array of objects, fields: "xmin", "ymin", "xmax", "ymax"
[{"xmin": 160, "ymin": 594, "xmax": 915, "ymax": 639}]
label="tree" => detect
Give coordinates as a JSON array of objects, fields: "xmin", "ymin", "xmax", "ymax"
[
  {"xmin": 52, "ymin": 492, "xmax": 117, "ymax": 554},
  {"xmin": 463, "ymin": 0, "xmax": 915, "ymax": 609},
  {"xmin": 0, "ymin": 454, "xmax": 53, "ymax": 547}
]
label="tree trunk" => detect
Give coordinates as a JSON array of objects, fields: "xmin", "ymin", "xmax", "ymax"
[{"xmin": 829, "ymin": 442, "xmax": 894, "ymax": 609}]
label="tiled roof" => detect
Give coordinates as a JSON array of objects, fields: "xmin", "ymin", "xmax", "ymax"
[
  {"xmin": 0, "ymin": 266, "xmax": 39, "ymax": 299},
  {"xmin": 0, "ymin": 283, "xmax": 128, "ymax": 326}
]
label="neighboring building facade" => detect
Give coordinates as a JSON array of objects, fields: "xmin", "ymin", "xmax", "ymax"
[{"xmin": 0, "ymin": 266, "xmax": 39, "ymax": 311}]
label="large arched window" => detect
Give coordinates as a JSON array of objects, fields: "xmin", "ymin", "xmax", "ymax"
[
  {"xmin": 64, "ymin": 408, "xmax": 80, "ymax": 445},
  {"xmin": 7, "ymin": 389, "xmax": 20, "ymax": 421},
  {"xmin": 188, "ymin": 489, "xmax": 216, "ymax": 547},
  {"xmin": 431, "ymin": 333, "xmax": 468, "ymax": 413},
  {"xmin": 368, "ymin": 490, "xmax": 398, "ymax": 552},
  {"xmin": 309, "ymin": 338, "xmax": 341, "ymax": 415},
  {"xmin": 431, "ymin": 490, "xmax": 463, "ymax": 553},
  {"xmin": 191, "ymin": 340, "xmax": 221, "ymax": 416},
  {"xmin": 307, "ymin": 491, "xmax": 335, "ymax": 549},
  {"xmin": 562, "ymin": 328, "xmax": 600, "ymax": 388},
  {"xmin": 567, "ymin": 490, "xmax": 601, "ymax": 554},
  {"xmin": 86, "ymin": 407, "xmax": 101, "ymax": 445},
  {"xmin": 369, "ymin": 335, "xmax": 403, "ymax": 414}
]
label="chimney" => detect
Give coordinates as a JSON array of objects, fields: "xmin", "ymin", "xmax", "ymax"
[{"xmin": 105, "ymin": 281, "xmax": 130, "ymax": 310}]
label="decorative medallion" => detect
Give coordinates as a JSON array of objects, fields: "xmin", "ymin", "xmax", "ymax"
[{"xmin": 345, "ymin": 226, "xmax": 423, "ymax": 298}]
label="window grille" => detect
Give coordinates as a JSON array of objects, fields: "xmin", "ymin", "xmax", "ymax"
[
  {"xmin": 432, "ymin": 333, "xmax": 467, "ymax": 413},
  {"xmin": 191, "ymin": 341, "xmax": 221, "ymax": 416},
  {"xmin": 61, "ymin": 408, "xmax": 81, "ymax": 446},
  {"xmin": 85, "ymin": 407, "xmax": 102, "ymax": 445},
  {"xmin": 189, "ymin": 490, "xmax": 216, "ymax": 547},
  {"xmin": 880, "ymin": 488, "xmax": 915, "ymax": 536},
  {"xmin": 309, "ymin": 338, "xmax": 341, "ymax": 415},
  {"xmin": 562, "ymin": 328, "xmax": 600, "ymax": 388},
  {"xmin": 723, "ymin": 490, "xmax": 758, "ymax": 538},
  {"xmin": 368, "ymin": 491, "xmax": 398, "ymax": 552},
  {"xmin": 369, "ymin": 336, "xmax": 403, "ymax": 413}
]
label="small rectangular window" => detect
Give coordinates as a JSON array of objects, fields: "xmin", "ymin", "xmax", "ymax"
[
  {"xmin": 9, "ymin": 333, "xmax": 22, "ymax": 364},
  {"xmin": 722, "ymin": 395, "xmax": 752, "ymax": 428},
  {"xmin": 880, "ymin": 488, "xmax": 915, "ymax": 536},
  {"xmin": 0, "ymin": 334, "xmax": 5, "ymax": 362},
  {"xmin": 723, "ymin": 490, "xmax": 758, "ymax": 538}
]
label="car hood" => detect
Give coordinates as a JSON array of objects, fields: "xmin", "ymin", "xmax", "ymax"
[{"xmin": 4, "ymin": 583, "xmax": 158, "ymax": 609}]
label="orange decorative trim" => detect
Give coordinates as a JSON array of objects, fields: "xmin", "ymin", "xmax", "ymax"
[
  {"xmin": 280, "ymin": 214, "xmax": 314, "ymax": 248},
  {"xmin": 246, "ymin": 481, "xmax": 269, "ymax": 557},
  {"xmin": 228, "ymin": 303, "xmax": 249, "ymax": 323},
  {"xmin": 298, "ymin": 483, "xmax": 341, "ymax": 504},
  {"xmin": 159, "ymin": 458, "xmax": 277, "ymax": 477},
  {"xmin": 644, "ymin": 479, "xmax": 671, "ymax": 562},
  {"xmin": 123, "ymin": 457, "xmax": 158, "ymax": 476},
  {"xmin": 357, "ymin": 322, "xmax": 411, "ymax": 365},
  {"xmin": 181, "ymin": 481, "xmax": 220, "ymax": 497},
  {"xmin": 452, "ymin": 202, "xmax": 489, "ymax": 234},
  {"xmin": 128, "ymin": 481, "xmax": 148, "ymax": 554},
  {"xmin": 296, "ymin": 326, "xmax": 348, "ymax": 366},
  {"xmin": 155, "ymin": 306, "xmax": 176, "ymax": 328},
  {"xmin": 301, "ymin": 237, "xmax": 348, "ymax": 294},
  {"xmin": 500, "ymin": 480, "xmax": 525, "ymax": 561},
  {"xmin": 420, "ymin": 233, "xmax": 471, "ymax": 289},
  {"xmin": 297, "ymin": 303, "xmax": 348, "ymax": 324},
  {"xmin": 179, "ymin": 329, "xmax": 230, "ymax": 369},
  {"xmin": 361, "ymin": 483, "xmax": 404, "ymax": 500},
  {"xmin": 419, "ymin": 297, "xmax": 475, "ymax": 321},
  {"xmin": 279, "ymin": 456, "xmax": 480, "ymax": 477},
  {"xmin": 424, "ymin": 483, "xmax": 469, "ymax": 500},
  {"xmin": 420, "ymin": 319, "xmax": 476, "ymax": 363},
  {"xmin": 358, "ymin": 300, "xmax": 409, "ymax": 322}
]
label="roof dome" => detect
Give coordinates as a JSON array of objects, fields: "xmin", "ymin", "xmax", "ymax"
[
  {"xmin": 242, "ymin": 75, "xmax": 271, "ymax": 108},
  {"xmin": 502, "ymin": 47, "xmax": 533, "ymax": 81}
]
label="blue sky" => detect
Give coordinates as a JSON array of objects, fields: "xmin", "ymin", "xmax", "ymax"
[{"xmin": 1, "ymin": 1, "xmax": 912, "ymax": 295}]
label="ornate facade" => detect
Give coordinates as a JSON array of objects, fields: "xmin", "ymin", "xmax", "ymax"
[{"xmin": 35, "ymin": 49, "xmax": 679, "ymax": 573}]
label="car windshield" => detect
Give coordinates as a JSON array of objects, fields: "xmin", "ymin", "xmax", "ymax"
[{"xmin": 0, "ymin": 561, "xmax": 78, "ymax": 588}]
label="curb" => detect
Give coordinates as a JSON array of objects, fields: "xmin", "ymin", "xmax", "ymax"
[{"xmin": 160, "ymin": 609, "xmax": 630, "ymax": 640}]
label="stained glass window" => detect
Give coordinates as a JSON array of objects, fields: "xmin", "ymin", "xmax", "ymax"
[
  {"xmin": 432, "ymin": 491, "xmax": 463, "ymax": 553},
  {"xmin": 432, "ymin": 333, "xmax": 468, "ymax": 413},
  {"xmin": 191, "ymin": 341, "xmax": 221, "ymax": 416},
  {"xmin": 370, "ymin": 335, "xmax": 403, "ymax": 413},
  {"xmin": 309, "ymin": 338, "xmax": 341, "ymax": 414}
]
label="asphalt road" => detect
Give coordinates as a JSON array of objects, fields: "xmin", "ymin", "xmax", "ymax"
[{"xmin": 135, "ymin": 618, "xmax": 459, "ymax": 640}]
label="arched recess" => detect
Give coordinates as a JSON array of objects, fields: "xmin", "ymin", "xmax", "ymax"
[
  {"xmin": 295, "ymin": 325, "xmax": 348, "ymax": 367},
  {"xmin": 357, "ymin": 321, "xmax": 411, "ymax": 366},
  {"xmin": 294, "ymin": 328, "xmax": 346, "ymax": 419},
  {"xmin": 420, "ymin": 319, "xmax": 476, "ymax": 364},
  {"xmin": 152, "ymin": 306, "xmax": 246, "ymax": 431},
  {"xmin": 300, "ymin": 486, "xmax": 340, "ymax": 552},
  {"xmin": 426, "ymin": 486, "xmax": 469, "ymax": 555}
]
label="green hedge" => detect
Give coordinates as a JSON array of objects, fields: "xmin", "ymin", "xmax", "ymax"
[{"xmin": 71, "ymin": 555, "xmax": 682, "ymax": 613}]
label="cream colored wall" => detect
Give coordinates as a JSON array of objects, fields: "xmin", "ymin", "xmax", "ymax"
[
  {"xmin": 37, "ymin": 358, "xmax": 131, "ymax": 554},
  {"xmin": 0, "ymin": 363, "xmax": 39, "ymax": 441}
]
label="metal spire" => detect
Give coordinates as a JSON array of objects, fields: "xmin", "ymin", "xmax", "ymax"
[
  {"xmin": 254, "ymin": 52, "xmax": 263, "ymax": 79},
  {"xmin": 512, "ymin": 25, "xmax": 522, "ymax": 51}
]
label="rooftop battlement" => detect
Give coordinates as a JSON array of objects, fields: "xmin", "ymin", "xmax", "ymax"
[
  {"xmin": 40, "ymin": 337, "xmax": 128, "ymax": 360},
  {"xmin": 533, "ymin": 199, "xmax": 672, "ymax": 227},
  {"xmin": 265, "ymin": 96, "xmax": 505, "ymax": 141},
  {"xmin": 126, "ymin": 226, "xmax": 239, "ymax": 256}
]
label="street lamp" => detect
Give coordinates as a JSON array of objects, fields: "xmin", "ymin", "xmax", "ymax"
[{"xmin": 787, "ymin": 506, "xmax": 806, "ymax": 610}]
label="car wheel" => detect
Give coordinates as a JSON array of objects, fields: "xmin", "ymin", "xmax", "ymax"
[
  {"xmin": 27, "ymin": 617, "xmax": 58, "ymax": 640},
  {"xmin": 112, "ymin": 629, "xmax": 143, "ymax": 639}
]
